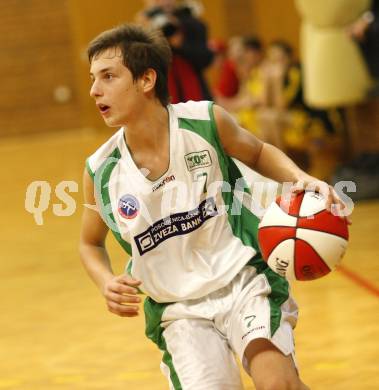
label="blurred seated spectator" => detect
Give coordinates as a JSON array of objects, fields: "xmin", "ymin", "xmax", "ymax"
[
  {"xmin": 215, "ymin": 36, "xmax": 264, "ymax": 132},
  {"xmin": 333, "ymin": 0, "xmax": 379, "ymax": 197},
  {"xmin": 261, "ymin": 41, "xmax": 348, "ymax": 177},
  {"xmin": 216, "ymin": 39, "xmax": 345, "ymax": 177},
  {"xmin": 257, "ymin": 41, "xmax": 303, "ymax": 150},
  {"xmin": 209, "ymin": 38, "xmax": 240, "ymax": 98},
  {"xmin": 348, "ymin": 0, "xmax": 379, "ymax": 86},
  {"xmin": 136, "ymin": 0, "xmax": 214, "ymax": 102}
]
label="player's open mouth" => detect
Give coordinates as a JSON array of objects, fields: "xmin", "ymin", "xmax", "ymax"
[{"xmin": 98, "ymin": 104, "xmax": 110, "ymax": 114}]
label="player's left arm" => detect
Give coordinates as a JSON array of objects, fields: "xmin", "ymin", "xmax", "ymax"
[{"xmin": 213, "ymin": 104, "xmax": 350, "ymax": 221}]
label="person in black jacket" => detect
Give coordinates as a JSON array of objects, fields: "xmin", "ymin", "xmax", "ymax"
[
  {"xmin": 349, "ymin": 0, "xmax": 379, "ymax": 82},
  {"xmin": 172, "ymin": 2, "xmax": 214, "ymax": 99},
  {"xmin": 137, "ymin": 0, "xmax": 214, "ymax": 100}
]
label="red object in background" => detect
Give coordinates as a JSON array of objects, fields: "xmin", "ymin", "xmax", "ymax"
[
  {"xmin": 168, "ymin": 55, "xmax": 204, "ymax": 103},
  {"xmin": 215, "ymin": 59, "xmax": 239, "ymax": 98}
]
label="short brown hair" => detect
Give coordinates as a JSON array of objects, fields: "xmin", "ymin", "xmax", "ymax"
[{"xmin": 88, "ymin": 23, "xmax": 172, "ymax": 106}]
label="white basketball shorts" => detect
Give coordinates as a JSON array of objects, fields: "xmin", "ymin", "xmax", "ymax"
[{"xmin": 144, "ymin": 261, "xmax": 298, "ymax": 390}]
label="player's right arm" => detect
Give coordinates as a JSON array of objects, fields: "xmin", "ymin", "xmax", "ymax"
[{"xmin": 79, "ymin": 169, "xmax": 141, "ymax": 317}]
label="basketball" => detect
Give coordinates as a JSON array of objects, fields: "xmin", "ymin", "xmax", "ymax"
[{"xmin": 258, "ymin": 191, "xmax": 349, "ymax": 281}]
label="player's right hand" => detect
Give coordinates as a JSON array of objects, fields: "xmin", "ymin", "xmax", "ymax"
[{"xmin": 102, "ymin": 274, "xmax": 142, "ymax": 317}]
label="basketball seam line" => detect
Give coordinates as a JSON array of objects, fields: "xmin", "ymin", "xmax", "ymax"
[
  {"xmin": 294, "ymin": 238, "xmax": 331, "ymax": 280},
  {"xmin": 261, "ymin": 228, "xmax": 344, "ymax": 275},
  {"xmin": 259, "ymin": 225, "xmax": 347, "ymax": 240},
  {"xmin": 263, "ymin": 234, "xmax": 297, "ymax": 262},
  {"xmin": 277, "ymin": 208, "xmax": 325, "ymax": 218}
]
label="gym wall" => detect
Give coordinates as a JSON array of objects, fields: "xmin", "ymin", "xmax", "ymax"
[{"xmin": 1, "ymin": 0, "xmax": 300, "ymax": 135}]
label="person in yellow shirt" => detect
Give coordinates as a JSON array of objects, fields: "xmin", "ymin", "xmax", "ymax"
[
  {"xmin": 257, "ymin": 40, "xmax": 304, "ymax": 151},
  {"xmin": 215, "ymin": 37, "xmax": 265, "ymax": 133}
]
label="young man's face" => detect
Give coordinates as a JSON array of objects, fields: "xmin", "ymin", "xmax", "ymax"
[{"xmin": 89, "ymin": 47, "xmax": 142, "ymax": 127}]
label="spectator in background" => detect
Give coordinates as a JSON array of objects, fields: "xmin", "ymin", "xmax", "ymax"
[
  {"xmin": 258, "ymin": 40, "xmax": 303, "ymax": 150},
  {"xmin": 148, "ymin": 8, "xmax": 205, "ymax": 103},
  {"xmin": 136, "ymin": 0, "xmax": 177, "ymax": 25},
  {"xmin": 217, "ymin": 38, "xmax": 344, "ymax": 175},
  {"xmin": 259, "ymin": 41, "xmax": 346, "ymax": 176},
  {"xmin": 137, "ymin": 0, "xmax": 214, "ymax": 102},
  {"xmin": 335, "ymin": 0, "xmax": 379, "ymax": 198},
  {"xmin": 172, "ymin": 0, "xmax": 214, "ymax": 100},
  {"xmin": 209, "ymin": 38, "xmax": 240, "ymax": 98},
  {"xmin": 348, "ymin": 0, "xmax": 379, "ymax": 83},
  {"xmin": 216, "ymin": 36, "xmax": 264, "ymax": 133}
]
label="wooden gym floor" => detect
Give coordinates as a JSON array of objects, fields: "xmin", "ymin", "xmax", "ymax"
[{"xmin": 1, "ymin": 129, "xmax": 378, "ymax": 390}]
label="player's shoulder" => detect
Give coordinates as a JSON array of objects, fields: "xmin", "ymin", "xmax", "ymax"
[
  {"xmin": 85, "ymin": 128, "xmax": 124, "ymax": 179},
  {"xmin": 170, "ymin": 100, "xmax": 214, "ymax": 122}
]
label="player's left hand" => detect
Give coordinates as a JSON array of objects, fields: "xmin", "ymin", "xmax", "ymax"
[{"xmin": 290, "ymin": 179, "xmax": 352, "ymax": 225}]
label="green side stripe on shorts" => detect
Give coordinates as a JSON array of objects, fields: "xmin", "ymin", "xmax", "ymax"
[
  {"xmin": 125, "ymin": 259, "xmax": 143, "ymax": 294},
  {"xmin": 126, "ymin": 258, "xmax": 133, "ymax": 275},
  {"xmin": 247, "ymin": 256, "xmax": 290, "ymax": 336},
  {"xmin": 144, "ymin": 298, "xmax": 182, "ymax": 389},
  {"xmin": 94, "ymin": 147, "xmax": 132, "ymax": 256},
  {"xmin": 265, "ymin": 268, "xmax": 290, "ymax": 336}
]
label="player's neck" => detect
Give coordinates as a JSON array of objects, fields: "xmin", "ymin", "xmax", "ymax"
[{"xmin": 124, "ymin": 101, "xmax": 169, "ymax": 154}]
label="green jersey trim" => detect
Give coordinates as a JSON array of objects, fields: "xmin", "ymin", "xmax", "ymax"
[
  {"xmin": 93, "ymin": 147, "xmax": 132, "ymax": 256},
  {"xmin": 86, "ymin": 158, "xmax": 95, "ymax": 180},
  {"xmin": 209, "ymin": 105, "xmax": 290, "ymax": 337},
  {"xmin": 144, "ymin": 298, "xmax": 182, "ymax": 389},
  {"xmin": 179, "ymin": 104, "xmax": 289, "ymax": 336},
  {"xmin": 178, "ymin": 102, "xmax": 260, "ymax": 251}
]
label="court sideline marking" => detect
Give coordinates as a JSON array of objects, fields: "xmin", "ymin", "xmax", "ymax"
[{"xmin": 337, "ymin": 265, "xmax": 379, "ymax": 298}]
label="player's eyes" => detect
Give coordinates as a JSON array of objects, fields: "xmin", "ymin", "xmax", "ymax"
[{"xmin": 89, "ymin": 73, "xmax": 114, "ymax": 83}]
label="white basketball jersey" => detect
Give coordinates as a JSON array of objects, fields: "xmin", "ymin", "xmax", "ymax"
[{"xmin": 86, "ymin": 101, "xmax": 261, "ymax": 303}]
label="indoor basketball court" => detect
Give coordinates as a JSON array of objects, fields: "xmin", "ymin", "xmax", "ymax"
[
  {"xmin": 1, "ymin": 129, "xmax": 378, "ymax": 389},
  {"xmin": 1, "ymin": 0, "xmax": 379, "ymax": 389}
]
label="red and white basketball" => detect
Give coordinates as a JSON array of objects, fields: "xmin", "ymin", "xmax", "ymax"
[{"xmin": 258, "ymin": 191, "xmax": 349, "ymax": 281}]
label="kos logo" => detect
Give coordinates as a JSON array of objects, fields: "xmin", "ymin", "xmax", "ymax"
[
  {"xmin": 118, "ymin": 194, "xmax": 140, "ymax": 219},
  {"xmin": 185, "ymin": 150, "xmax": 212, "ymax": 171}
]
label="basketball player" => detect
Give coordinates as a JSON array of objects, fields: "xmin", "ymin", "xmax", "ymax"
[{"xmin": 80, "ymin": 24, "xmax": 346, "ymax": 390}]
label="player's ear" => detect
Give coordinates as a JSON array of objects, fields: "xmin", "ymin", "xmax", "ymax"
[{"xmin": 140, "ymin": 68, "xmax": 157, "ymax": 94}]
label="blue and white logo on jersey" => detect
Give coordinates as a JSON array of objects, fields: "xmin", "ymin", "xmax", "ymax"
[
  {"xmin": 118, "ymin": 194, "xmax": 140, "ymax": 219},
  {"xmin": 135, "ymin": 197, "xmax": 218, "ymax": 255}
]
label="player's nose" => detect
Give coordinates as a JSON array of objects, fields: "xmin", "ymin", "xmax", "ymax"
[{"xmin": 90, "ymin": 80, "xmax": 103, "ymax": 98}]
